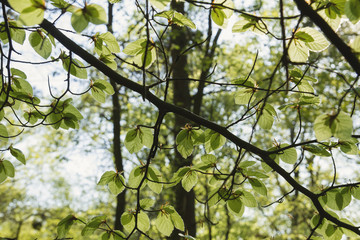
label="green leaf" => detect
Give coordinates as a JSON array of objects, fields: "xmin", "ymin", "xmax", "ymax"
[
  {"xmin": 325, "ymin": 188, "xmax": 351, "ymax": 210},
  {"xmin": 234, "ymin": 88, "xmax": 256, "ymax": 105},
  {"xmin": 0, "ymin": 124, "xmax": 9, "ymax": 142},
  {"xmin": 295, "ymin": 31, "xmax": 314, "ymax": 42},
  {"xmin": 101, "ymin": 232, "xmax": 111, "ymax": 240},
  {"xmin": 0, "ymin": 164, "xmax": 6, "ymax": 183},
  {"xmin": 227, "ymin": 197, "xmax": 245, "ymax": 217},
  {"xmin": 181, "ymin": 170, "xmax": 198, "ymax": 192},
  {"xmin": 350, "ymin": 36, "xmax": 360, "ymax": 52},
  {"xmin": 139, "ymin": 127, "xmax": 153, "ymax": 148},
  {"xmin": 257, "ymin": 104, "xmax": 277, "ymax": 130},
  {"xmin": 340, "ymin": 218, "xmax": 358, "ymax": 238},
  {"xmin": 169, "ymin": 167, "xmax": 190, "ymax": 186},
  {"xmin": 350, "ymin": 186, "xmax": 360, "ymax": 200},
  {"xmin": 155, "ymin": 10, "xmax": 196, "ymax": 29},
  {"xmin": 204, "ymin": 129, "xmax": 226, "ymax": 152},
  {"xmin": 314, "ymin": 111, "xmax": 353, "ymax": 141},
  {"xmin": 212, "ymin": 0, "xmax": 234, "ymax": 18},
  {"xmin": 240, "ymin": 190, "xmax": 257, "ymax": 207},
  {"xmin": 140, "ymin": 198, "xmax": 155, "ymax": 210},
  {"xmin": 112, "ymin": 230, "xmax": 126, "ymax": 240},
  {"xmin": 98, "ymin": 171, "xmax": 116, "ymax": 185},
  {"xmin": 201, "ymin": 154, "xmax": 217, "ymax": 165},
  {"xmin": 123, "ymin": 39, "xmax": 147, "ymax": 55},
  {"xmin": 339, "ymin": 139, "xmax": 359, "ymax": 155},
  {"xmin": 93, "ymin": 80, "xmax": 115, "ymax": 95},
  {"xmin": 300, "ymin": 27, "xmax": 330, "ymax": 52},
  {"xmin": 138, "ymin": 211, "xmax": 150, "ymax": 232},
  {"xmin": 71, "ymin": 9, "xmax": 89, "ymax": 33},
  {"xmin": 81, "ymin": 216, "xmax": 106, "ymax": 236},
  {"xmin": 99, "ymin": 32, "xmax": 120, "ymax": 53},
  {"xmin": 57, "ymin": 215, "xmax": 77, "ymax": 238},
  {"xmin": 109, "ymin": 0, "xmax": 121, "ymax": 3},
  {"xmin": 108, "ymin": 174, "xmax": 126, "ymax": 195},
  {"xmin": 303, "ymin": 144, "xmax": 331, "ymax": 157},
  {"xmin": 248, "ymin": 178, "xmax": 267, "ymax": 196},
  {"xmin": 288, "ymin": 40, "xmax": 309, "ymax": 62},
  {"xmin": 121, "ymin": 212, "xmax": 135, "ymax": 233},
  {"xmin": 85, "ymin": 4, "xmax": 107, "ymax": 25},
  {"xmin": 0, "ymin": 21, "xmax": 26, "ymax": 45},
  {"xmin": 128, "ymin": 166, "xmax": 145, "ymax": 189},
  {"xmin": 91, "ymin": 86, "xmax": 106, "ymax": 103},
  {"xmin": 345, "ymin": 0, "xmax": 360, "ymax": 24},
  {"xmin": 3, "ymin": 160, "xmax": 15, "ymax": 178},
  {"xmin": 155, "ymin": 211, "xmax": 174, "ymax": 236},
  {"xmin": 176, "ymin": 129, "xmax": 194, "ymax": 158},
  {"xmin": 277, "ymin": 144, "xmax": 298, "ymax": 164},
  {"xmin": 9, "ymin": 0, "xmax": 46, "ymax": 26},
  {"xmin": 149, "ymin": 0, "xmax": 171, "ymax": 10},
  {"xmin": 211, "ymin": 8, "xmax": 226, "ymax": 26},
  {"xmin": 61, "ymin": 54, "xmax": 88, "ymax": 79},
  {"xmin": 125, "ymin": 127, "xmax": 153, "ymax": 154},
  {"xmin": 167, "ymin": 206, "xmax": 184, "ymax": 231},
  {"xmin": 29, "ymin": 31, "xmax": 52, "ymax": 59},
  {"xmin": 9, "ymin": 146, "xmax": 26, "ymax": 165},
  {"xmin": 147, "ymin": 166, "xmax": 163, "ymax": 194}
]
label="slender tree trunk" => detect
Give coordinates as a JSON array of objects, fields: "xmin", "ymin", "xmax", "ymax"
[
  {"xmin": 170, "ymin": 1, "xmax": 196, "ymax": 239},
  {"xmin": 107, "ymin": 3, "xmax": 126, "ymax": 230}
]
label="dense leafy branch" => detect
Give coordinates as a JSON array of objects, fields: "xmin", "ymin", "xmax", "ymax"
[{"xmin": 36, "ymin": 14, "xmax": 360, "ymax": 235}]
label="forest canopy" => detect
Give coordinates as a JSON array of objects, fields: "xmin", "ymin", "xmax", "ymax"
[{"xmin": 0, "ymin": 0, "xmax": 360, "ymax": 239}]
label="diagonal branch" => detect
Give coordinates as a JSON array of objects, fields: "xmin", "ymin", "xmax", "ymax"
[{"xmin": 38, "ymin": 18, "xmax": 360, "ymax": 235}]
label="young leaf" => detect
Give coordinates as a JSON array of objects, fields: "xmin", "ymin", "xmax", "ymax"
[
  {"xmin": 314, "ymin": 111, "xmax": 353, "ymax": 141},
  {"xmin": 176, "ymin": 129, "xmax": 194, "ymax": 158},
  {"xmin": 121, "ymin": 211, "xmax": 135, "ymax": 233},
  {"xmin": 0, "ymin": 124, "xmax": 9, "ymax": 143},
  {"xmin": 149, "ymin": 0, "xmax": 171, "ymax": 10},
  {"xmin": 257, "ymin": 104, "xmax": 277, "ymax": 130},
  {"xmin": 147, "ymin": 166, "xmax": 163, "ymax": 194},
  {"xmin": 288, "ymin": 40, "xmax": 309, "ymax": 62},
  {"xmin": 155, "ymin": 211, "xmax": 174, "ymax": 236},
  {"xmin": 9, "ymin": 0, "xmax": 46, "ymax": 26},
  {"xmin": 140, "ymin": 198, "xmax": 155, "ymax": 210},
  {"xmin": 167, "ymin": 206, "xmax": 184, "ymax": 231},
  {"xmin": 128, "ymin": 166, "xmax": 145, "ymax": 189},
  {"xmin": 9, "ymin": 146, "xmax": 26, "ymax": 165},
  {"xmin": 277, "ymin": 144, "xmax": 298, "ymax": 164},
  {"xmin": 108, "ymin": 174, "xmax": 126, "ymax": 195},
  {"xmin": 137, "ymin": 211, "xmax": 150, "ymax": 232},
  {"xmin": 181, "ymin": 170, "xmax": 198, "ymax": 192},
  {"xmin": 81, "ymin": 216, "xmax": 106, "ymax": 236},
  {"xmin": 98, "ymin": 171, "xmax": 117, "ymax": 185},
  {"xmin": 300, "ymin": 27, "xmax": 330, "ymax": 52},
  {"xmin": 227, "ymin": 198, "xmax": 245, "ymax": 217},
  {"xmin": 57, "ymin": 215, "xmax": 77, "ymax": 238},
  {"xmin": 0, "ymin": 164, "xmax": 6, "ymax": 183},
  {"xmin": 3, "ymin": 160, "xmax": 15, "ymax": 178},
  {"xmin": 345, "ymin": 0, "xmax": 360, "ymax": 24},
  {"xmin": 240, "ymin": 190, "xmax": 257, "ymax": 207},
  {"xmin": 155, "ymin": 11, "xmax": 196, "ymax": 29},
  {"xmin": 99, "ymin": 32, "xmax": 120, "ymax": 53},
  {"xmin": 71, "ymin": 9, "xmax": 89, "ymax": 33},
  {"xmin": 248, "ymin": 178, "xmax": 267, "ymax": 196},
  {"xmin": 29, "ymin": 31, "xmax": 52, "ymax": 59}
]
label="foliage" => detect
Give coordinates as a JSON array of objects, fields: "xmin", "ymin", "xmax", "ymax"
[{"xmin": 0, "ymin": 0, "xmax": 360, "ymax": 239}]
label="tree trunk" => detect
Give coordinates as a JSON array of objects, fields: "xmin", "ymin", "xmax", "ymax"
[
  {"xmin": 107, "ymin": 3, "xmax": 126, "ymax": 231},
  {"xmin": 170, "ymin": 1, "xmax": 196, "ymax": 239}
]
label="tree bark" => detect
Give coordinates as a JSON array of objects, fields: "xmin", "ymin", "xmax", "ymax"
[
  {"xmin": 107, "ymin": 3, "xmax": 126, "ymax": 231},
  {"xmin": 170, "ymin": 1, "xmax": 196, "ymax": 239}
]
